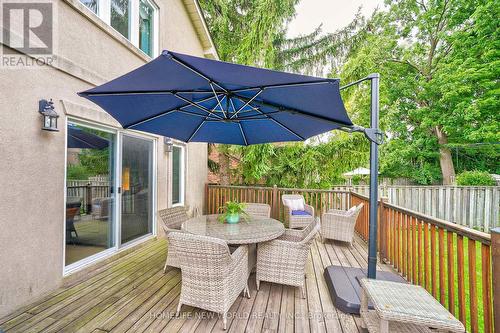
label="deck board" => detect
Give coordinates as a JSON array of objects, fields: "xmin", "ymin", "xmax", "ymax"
[{"xmin": 0, "ymin": 235, "xmax": 388, "ymax": 333}]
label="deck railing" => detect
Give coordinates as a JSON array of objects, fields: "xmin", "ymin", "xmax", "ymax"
[
  {"xmin": 205, "ymin": 184, "xmax": 498, "ymax": 333},
  {"xmin": 205, "ymin": 184, "xmax": 351, "ymax": 220},
  {"xmin": 351, "ymin": 191, "xmax": 496, "ymax": 333}
]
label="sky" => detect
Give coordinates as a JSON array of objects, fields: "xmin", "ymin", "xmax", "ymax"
[{"xmin": 287, "ymin": 0, "xmax": 385, "ymax": 37}]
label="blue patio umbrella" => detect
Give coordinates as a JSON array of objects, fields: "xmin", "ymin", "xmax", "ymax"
[
  {"xmin": 78, "ymin": 51, "xmax": 356, "ymax": 145},
  {"xmin": 78, "ymin": 50, "xmax": 382, "ymax": 280},
  {"xmin": 67, "ymin": 125, "xmax": 109, "ymax": 149}
]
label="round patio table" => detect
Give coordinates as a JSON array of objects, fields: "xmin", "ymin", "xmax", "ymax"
[{"xmin": 181, "ymin": 214, "xmax": 285, "ymax": 245}]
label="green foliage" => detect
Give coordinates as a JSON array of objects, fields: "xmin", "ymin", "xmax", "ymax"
[
  {"xmin": 456, "ymin": 171, "xmax": 495, "ymax": 186},
  {"xmin": 218, "ymin": 201, "xmax": 249, "ymax": 222},
  {"xmin": 67, "ymin": 164, "xmax": 91, "ymax": 180},
  {"xmin": 78, "ymin": 148, "xmax": 110, "ymax": 176},
  {"xmin": 236, "ymin": 132, "xmax": 368, "ymax": 188}
]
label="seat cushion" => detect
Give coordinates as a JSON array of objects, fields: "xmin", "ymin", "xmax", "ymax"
[
  {"xmin": 291, "ymin": 210, "xmax": 311, "ymax": 216},
  {"xmin": 284, "ymin": 198, "xmax": 305, "ymax": 211}
]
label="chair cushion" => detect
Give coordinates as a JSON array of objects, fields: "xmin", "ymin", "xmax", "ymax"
[
  {"xmin": 284, "ymin": 198, "xmax": 305, "ymax": 211},
  {"xmin": 347, "ymin": 206, "xmax": 357, "ymax": 215},
  {"xmin": 292, "ymin": 210, "xmax": 311, "ymax": 216}
]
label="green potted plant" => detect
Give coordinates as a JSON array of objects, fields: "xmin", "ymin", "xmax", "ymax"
[{"xmin": 218, "ymin": 201, "xmax": 249, "ymax": 224}]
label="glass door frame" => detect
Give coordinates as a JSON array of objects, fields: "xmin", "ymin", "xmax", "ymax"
[
  {"xmin": 118, "ymin": 131, "xmax": 157, "ymax": 248},
  {"xmin": 63, "ymin": 118, "xmax": 158, "ymax": 275}
]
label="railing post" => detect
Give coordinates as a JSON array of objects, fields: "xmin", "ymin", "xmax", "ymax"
[
  {"xmin": 491, "ymin": 227, "xmax": 500, "ymax": 332},
  {"xmin": 379, "ymin": 197, "xmax": 389, "ymax": 263},
  {"xmin": 86, "ymin": 182, "xmax": 92, "ymax": 214},
  {"xmin": 272, "ymin": 185, "xmax": 278, "ymax": 219},
  {"xmin": 204, "ymin": 183, "xmax": 209, "ymax": 215}
]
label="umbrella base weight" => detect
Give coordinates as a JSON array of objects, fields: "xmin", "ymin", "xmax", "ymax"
[{"xmin": 323, "ymin": 265, "xmax": 406, "ymax": 315}]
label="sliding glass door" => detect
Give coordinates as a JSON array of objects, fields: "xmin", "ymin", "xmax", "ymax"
[
  {"xmin": 65, "ymin": 122, "xmax": 156, "ymax": 271},
  {"xmin": 65, "ymin": 122, "xmax": 116, "ymax": 266},
  {"xmin": 120, "ymin": 134, "xmax": 154, "ymax": 244}
]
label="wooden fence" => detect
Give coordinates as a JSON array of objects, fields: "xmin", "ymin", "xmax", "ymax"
[
  {"xmin": 334, "ymin": 185, "xmax": 500, "ymax": 232},
  {"xmin": 351, "ymin": 192, "xmax": 496, "ymax": 333},
  {"xmin": 205, "ymin": 184, "xmax": 498, "ymax": 333},
  {"xmin": 66, "ymin": 180, "xmax": 110, "ymax": 213}
]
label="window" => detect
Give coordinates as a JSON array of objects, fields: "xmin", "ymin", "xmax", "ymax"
[
  {"xmin": 172, "ymin": 145, "xmax": 185, "ymax": 205},
  {"xmin": 139, "ymin": 0, "xmax": 153, "ymax": 56},
  {"xmin": 78, "ymin": 0, "xmax": 158, "ymax": 57},
  {"xmin": 81, "ymin": 0, "xmax": 98, "ymax": 14},
  {"xmin": 111, "ymin": 0, "xmax": 130, "ymax": 39}
]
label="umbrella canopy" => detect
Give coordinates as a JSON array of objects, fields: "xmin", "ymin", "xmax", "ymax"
[
  {"xmin": 343, "ymin": 167, "xmax": 372, "ymax": 177},
  {"xmin": 78, "ymin": 50, "xmax": 354, "ymax": 145},
  {"xmin": 67, "ymin": 125, "xmax": 109, "ymax": 149}
]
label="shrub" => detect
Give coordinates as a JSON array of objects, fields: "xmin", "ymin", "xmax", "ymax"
[{"xmin": 456, "ymin": 170, "xmax": 495, "ymax": 186}]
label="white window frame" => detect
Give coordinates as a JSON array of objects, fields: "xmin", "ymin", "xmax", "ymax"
[
  {"xmin": 79, "ymin": 0, "xmax": 159, "ymax": 57},
  {"xmin": 171, "ymin": 143, "xmax": 186, "ymax": 207}
]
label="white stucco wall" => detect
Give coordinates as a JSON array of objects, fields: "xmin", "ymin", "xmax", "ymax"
[{"xmin": 0, "ymin": 0, "xmax": 208, "ymax": 317}]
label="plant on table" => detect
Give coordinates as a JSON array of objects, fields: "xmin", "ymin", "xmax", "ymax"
[{"xmin": 218, "ymin": 201, "xmax": 249, "ymax": 224}]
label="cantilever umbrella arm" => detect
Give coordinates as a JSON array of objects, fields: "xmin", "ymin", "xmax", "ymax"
[{"xmin": 340, "ymin": 73, "xmax": 381, "ymax": 279}]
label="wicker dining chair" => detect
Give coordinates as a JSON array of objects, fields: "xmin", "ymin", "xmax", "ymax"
[
  {"xmin": 256, "ymin": 219, "xmax": 320, "ymax": 298},
  {"xmin": 243, "ymin": 203, "xmax": 271, "ymax": 218},
  {"xmin": 158, "ymin": 206, "xmax": 189, "ymax": 270},
  {"xmin": 169, "ymin": 232, "xmax": 250, "ymax": 330},
  {"xmin": 281, "ymin": 194, "xmax": 315, "ymax": 229},
  {"xmin": 320, "ymin": 204, "xmax": 364, "ymax": 245}
]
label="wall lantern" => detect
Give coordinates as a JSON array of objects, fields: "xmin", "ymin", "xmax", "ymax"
[
  {"xmin": 38, "ymin": 99, "xmax": 59, "ymax": 131},
  {"xmin": 164, "ymin": 137, "xmax": 174, "ymax": 153}
]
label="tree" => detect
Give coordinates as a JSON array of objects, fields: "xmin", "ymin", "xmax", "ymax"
[
  {"xmin": 341, "ymin": 0, "xmax": 499, "ymax": 184},
  {"xmin": 198, "ymin": 0, "xmax": 357, "ymax": 184}
]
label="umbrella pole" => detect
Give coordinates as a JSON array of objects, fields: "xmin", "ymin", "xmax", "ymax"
[{"xmin": 367, "ymin": 73, "xmax": 380, "ymax": 279}]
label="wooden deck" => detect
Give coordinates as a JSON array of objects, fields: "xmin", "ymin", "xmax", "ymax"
[{"xmin": 0, "ymin": 235, "xmax": 393, "ymax": 333}]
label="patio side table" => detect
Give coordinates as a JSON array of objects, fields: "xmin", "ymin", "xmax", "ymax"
[{"xmin": 359, "ymin": 279, "xmax": 465, "ymax": 333}]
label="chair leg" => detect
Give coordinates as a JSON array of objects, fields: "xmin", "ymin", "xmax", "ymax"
[
  {"xmin": 256, "ymin": 279, "xmax": 260, "ymax": 291},
  {"xmin": 175, "ymin": 302, "xmax": 182, "ymax": 317},
  {"xmin": 244, "ymin": 283, "xmax": 250, "ymax": 298},
  {"xmin": 223, "ymin": 312, "xmax": 227, "ymax": 330},
  {"xmin": 300, "ymin": 285, "xmax": 306, "ymax": 299},
  {"xmin": 163, "ymin": 259, "xmax": 168, "ymax": 273}
]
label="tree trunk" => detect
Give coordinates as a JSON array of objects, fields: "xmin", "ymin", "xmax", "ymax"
[
  {"xmin": 435, "ymin": 126, "xmax": 456, "ymax": 185},
  {"xmin": 218, "ymin": 150, "xmax": 231, "ymax": 185}
]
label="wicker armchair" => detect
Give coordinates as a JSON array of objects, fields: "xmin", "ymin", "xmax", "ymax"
[
  {"xmin": 256, "ymin": 219, "xmax": 320, "ymax": 298},
  {"xmin": 320, "ymin": 204, "xmax": 364, "ymax": 245},
  {"xmin": 282, "ymin": 194, "xmax": 315, "ymax": 229},
  {"xmin": 243, "ymin": 203, "xmax": 271, "ymax": 218},
  {"xmin": 91, "ymin": 197, "xmax": 111, "ymax": 220},
  {"xmin": 158, "ymin": 206, "xmax": 189, "ymax": 270},
  {"xmin": 169, "ymin": 232, "xmax": 250, "ymax": 330}
]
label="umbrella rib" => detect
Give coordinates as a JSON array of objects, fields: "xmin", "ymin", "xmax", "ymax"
[
  {"xmin": 238, "ymin": 123, "xmax": 249, "ymax": 146},
  {"xmin": 230, "ymin": 89, "xmax": 264, "ymax": 120},
  {"xmin": 167, "ymin": 52, "xmax": 228, "ymax": 93},
  {"xmin": 79, "ymin": 90, "xmax": 214, "ymax": 96},
  {"xmin": 126, "ymin": 110, "xmax": 177, "ymax": 128},
  {"xmin": 173, "ymin": 93, "xmax": 223, "ymax": 120},
  {"xmin": 231, "ymin": 80, "xmax": 335, "ymax": 93},
  {"xmin": 235, "ymin": 100, "xmax": 305, "ymax": 140},
  {"xmin": 233, "ymin": 92, "xmax": 352, "ymax": 128},
  {"xmin": 187, "ymin": 120, "xmax": 206, "ymax": 142},
  {"xmin": 265, "ymin": 115, "xmax": 305, "ymax": 140},
  {"xmin": 126, "ymin": 96, "xmax": 222, "ymax": 128},
  {"xmin": 210, "ymin": 82, "xmax": 226, "ymax": 118}
]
